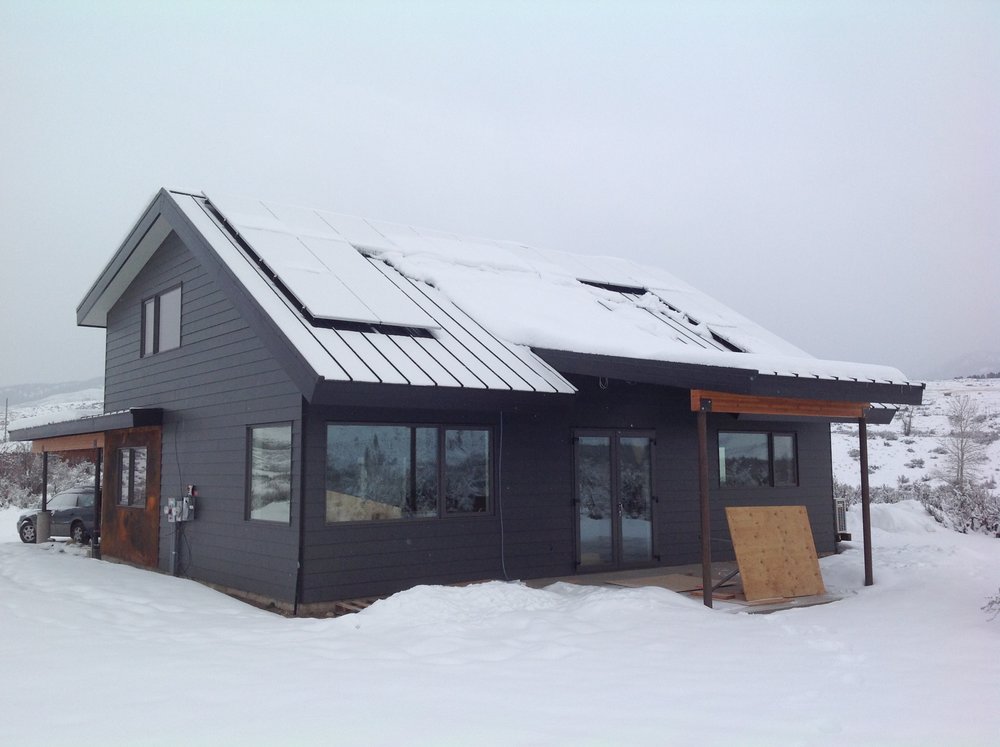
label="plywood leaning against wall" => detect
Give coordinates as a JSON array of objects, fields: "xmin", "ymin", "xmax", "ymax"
[{"xmin": 725, "ymin": 506, "xmax": 826, "ymax": 602}]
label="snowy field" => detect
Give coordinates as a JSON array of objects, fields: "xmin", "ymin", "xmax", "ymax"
[
  {"xmin": 832, "ymin": 378, "xmax": 1000, "ymax": 488},
  {"xmin": 1, "ymin": 501, "xmax": 998, "ymax": 747}
]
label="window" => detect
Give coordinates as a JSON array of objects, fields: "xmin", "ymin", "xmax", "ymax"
[
  {"xmin": 247, "ymin": 424, "xmax": 293, "ymax": 523},
  {"xmin": 141, "ymin": 285, "xmax": 182, "ymax": 356},
  {"xmin": 325, "ymin": 424, "xmax": 491, "ymax": 522},
  {"xmin": 118, "ymin": 447, "xmax": 148, "ymax": 506},
  {"xmin": 718, "ymin": 432, "xmax": 797, "ymax": 487}
]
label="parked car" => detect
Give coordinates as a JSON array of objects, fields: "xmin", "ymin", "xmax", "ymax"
[{"xmin": 17, "ymin": 486, "xmax": 96, "ymax": 544}]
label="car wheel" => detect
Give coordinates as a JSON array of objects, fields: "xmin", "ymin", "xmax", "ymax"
[
  {"xmin": 19, "ymin": 521, "xmax": 36, "ymax": 544},
  {"xmin": 70, "ymin": 521, "xmax": 88, "ymax": 544}
]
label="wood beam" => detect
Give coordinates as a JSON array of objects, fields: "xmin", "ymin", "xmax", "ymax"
[
  {"xmin": 690, "ymin": 389, "xmax": 870, "ymax": 420},
  {"xmin": 31, "ymin": 433, "xmax": 105, "ymax": 453}
]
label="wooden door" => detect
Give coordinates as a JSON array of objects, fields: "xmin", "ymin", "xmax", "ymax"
[{"xmin": 102, "ymin": 426, "xmax": 161, "ymax": 568}]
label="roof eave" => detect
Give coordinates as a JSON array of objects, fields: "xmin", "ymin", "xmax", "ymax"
[
  {"xmin": 533, "ymin": 348, "xmax": 925, "ymax": 406},
  {"xmin": 77, "ymin": 188, "xmax": 177, "ymax": 328},
  {"xmin": 9, "ymin": 408, "xmax": 164, "ymax": 443}
]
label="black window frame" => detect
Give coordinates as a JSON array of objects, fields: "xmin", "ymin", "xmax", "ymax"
[
  {"xmin": 140, "ymin": 284, "xmax": 182, "ymax": 357},
  {"xmin": 117, "ymin": 446, "xmax": 148, "ymax": 507},
  {"xmin": 718, "ymin": 430, "xmax": 798, "ymax": 488},
  {"xmin": 245, "ymin": 422, "xmax": 294, "ymax": 524},
  {"xmin": 324, "ymin": 422, "xmax": 494, "ymax": 524}
]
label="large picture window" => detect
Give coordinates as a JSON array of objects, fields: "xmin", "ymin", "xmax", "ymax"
[
  {"xmin": 247, "ymin": 424, "xmax": 293, "ymax": 523},
  {"xmin": 141, "ymin": 285, "xmax": 182, "ymax": 356},
  {"xmin": 326, "ymin": 424, "xmax": 491, "ymax": 522},
  {"xmin": 118, "ymin": 447, "xmax": 148, "ymax": 507},
  {"xmin": 718, "ymin": 431, "xmax": 798, "ymax": 487}
]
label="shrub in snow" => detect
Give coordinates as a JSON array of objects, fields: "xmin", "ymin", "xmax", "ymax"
[
  {"xmin": 832, "ymin": 478, "xmax": 1000, "ymax": 537},
  {"xmin": 985, "ymin": 591, "xmax": 1000, "ymax": 621},
  {"xmin": 0, "ymin": 445, "xmax": 96, "ymax": 509}
]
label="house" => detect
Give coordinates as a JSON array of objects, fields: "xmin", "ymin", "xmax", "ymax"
[{"xmin": 12, "ymin": 188, "xmax": 924, "ymax": 612}]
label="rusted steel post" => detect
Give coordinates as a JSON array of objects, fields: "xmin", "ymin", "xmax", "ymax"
[
  {"xmin": 697, "ymin": 405, "xmax": 713, "ymax": 608},
  {"xmin": 92, "ymin": 447, "xmax": 103, "ymax": 559},
  {"xmin": 859, "ymin": 418, "xmax": 874, "ymax": 586},
  {"xmin": 41, "ymin": 451, "xmax": 48, "ymax": 511}
]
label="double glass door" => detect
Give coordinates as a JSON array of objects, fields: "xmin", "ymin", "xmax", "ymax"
[{"xmin": 575, "ymin": 430, "xmax": 655, "ymax": 568}]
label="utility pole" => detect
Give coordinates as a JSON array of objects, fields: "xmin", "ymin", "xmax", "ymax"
[{"xmin": 2, "ymin": 398, "xmax": 7, "ymax": 442}]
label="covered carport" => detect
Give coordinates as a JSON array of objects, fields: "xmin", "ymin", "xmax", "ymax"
[{"xmin": 10, "ymin": 409, "xmax": 162, "ymax": 564}]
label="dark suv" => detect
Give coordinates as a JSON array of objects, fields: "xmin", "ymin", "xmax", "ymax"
[{"xmin": 17, "ymin": 486, "xmax": 96, "ymax": 544}]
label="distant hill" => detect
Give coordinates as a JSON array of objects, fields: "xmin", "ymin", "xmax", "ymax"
[
  {"xmin": 0, "ymin": 377, "xmax": 104, "ymax": 407},
  {"xmin": 927, "ymin": 351, "xmax": 1000, "ymax": 380}
]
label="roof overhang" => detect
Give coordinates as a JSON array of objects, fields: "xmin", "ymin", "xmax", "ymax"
[
  {"xmin": 77, "ymin": 191, "xmax": 175, "ymax": 328},
  {"xmin": 534, "ymin": 348, "xmax": 924, "ymax": 408},
  {"xmin": 9, "ymin": 408, "xmax": 163, "ymax": 452}
]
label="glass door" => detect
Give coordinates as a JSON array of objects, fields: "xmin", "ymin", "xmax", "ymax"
[{"xmin": 576, "ymin": 431, "xmax": 654, "ymax": 568}]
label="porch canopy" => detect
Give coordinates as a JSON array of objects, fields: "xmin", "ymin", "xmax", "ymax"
[{"xmin": 534, "ymin": 349, "xmax": 925, "ymax": 608}]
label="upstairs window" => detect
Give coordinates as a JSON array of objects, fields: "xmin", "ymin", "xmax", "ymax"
[
  {"xmin": 718, "ymin": 431, "xmax": 798, "ymax": 488},
  {"xmin": 325, "ymin": 424, "xmax": 492, "ymax": 522},
  {"xmin": 142, "ymin": 286, "xmax": 181, "ymax": 356}
]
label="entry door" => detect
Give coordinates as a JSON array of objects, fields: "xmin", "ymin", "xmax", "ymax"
[
  {"xmin": 102, "ymin": 426, "xmax": 161, "ymax": 568},
  {"xmin": 576, "ymin": 431, "xmax": 654, "ymax": 568}
]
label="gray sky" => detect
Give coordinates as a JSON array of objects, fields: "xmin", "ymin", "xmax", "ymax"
[{"xmin": 1, "ymin": 0, "xmax": 997, "ymax": 388}]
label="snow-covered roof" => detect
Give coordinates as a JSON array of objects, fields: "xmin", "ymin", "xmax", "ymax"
[
  {"xmin": 79, "ymin": 188, "xmax": 921, "ymax": 403},
  {"xmin": 198, "ymin": 191, "xmax": 912, "ymax": 384}
]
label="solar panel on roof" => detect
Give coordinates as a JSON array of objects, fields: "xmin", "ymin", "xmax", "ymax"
[
  {"xmin": 299, "ymin": 236, "xmax": 438, "ymax": 328},
  {"xmin": 207, "ymin": 194, "xmax": 438, "ymax": 330}
]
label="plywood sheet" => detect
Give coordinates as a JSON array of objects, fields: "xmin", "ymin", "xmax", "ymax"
[{"xmin": 725, "ymin": 506, "xmax": 826, "ymax": 602}]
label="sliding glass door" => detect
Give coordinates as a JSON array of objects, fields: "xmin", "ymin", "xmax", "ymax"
[{"xmin": 576, "ymin": 430, "xmax": 654, "ymax": 568}]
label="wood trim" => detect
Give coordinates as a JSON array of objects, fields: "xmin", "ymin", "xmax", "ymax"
[
  {"xmin": 31, "ymin": 433, "xmax": 105, "ymax": 453},
  {"xmin": 690, "ymin": 389, "xmax": 869, "ymax": 420}
]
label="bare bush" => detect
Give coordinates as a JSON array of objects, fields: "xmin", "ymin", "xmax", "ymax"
[
  {"xmin": 0, "ymin": 445, "xmax": 97, "ymax": 509},
  {"xmin": 938, "ymin": 395, "xmax": 990, "ymax": 489}
]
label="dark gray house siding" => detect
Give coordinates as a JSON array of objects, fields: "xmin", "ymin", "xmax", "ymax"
[
  {"xmin": 297, "ymin": 374, "xmax": 835, "ymax": 604},
  {"xmin": 104, "ymin": 230, "xmax": 303, "ymax": 603}
]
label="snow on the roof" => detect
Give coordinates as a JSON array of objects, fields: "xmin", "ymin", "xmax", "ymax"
[
  {"xmin": 195, "ymin": 191, "xmax": 912, "ymax": 387},
  {"xmin": 8, "ymin": 405, "xmax": 107, "ymax": 433},
  {"xmin": 175, "ymin": 193, "xmax": 573, "ymax": 394}
]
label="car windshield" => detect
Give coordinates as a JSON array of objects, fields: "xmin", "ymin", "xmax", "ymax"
[{"xmin": 47, "ymin": 491, "xmax": 88, "ymax": 510}]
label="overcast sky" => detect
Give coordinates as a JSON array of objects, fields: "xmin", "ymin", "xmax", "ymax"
[{"xmin": 1, "ymin": 0, "xmax": 997, "ymax": 389}]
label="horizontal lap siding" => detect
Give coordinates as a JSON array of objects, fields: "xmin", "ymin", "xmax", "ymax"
[
  {"xmin": 300, "ymin": 402, "xmax": 576, "ymax": 603},
  {"xmin": 300, "ymin": 377, "xmax": 837, "ymax": 603},
  {"xmin": 105, "ymin": 232, "xmax": 302, "ymax": 603},
  {"xmin": 702, "ymin": 417, "xmax": 836, "ymax": 558}
]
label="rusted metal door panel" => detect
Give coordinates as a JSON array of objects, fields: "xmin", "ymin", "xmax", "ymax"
[{"xmin": 102, "ymin": 426, "xmax": 161, "ymax": 568}]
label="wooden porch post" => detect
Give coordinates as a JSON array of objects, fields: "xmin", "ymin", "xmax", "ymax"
[
  {"xmin": 92, "ymin": 447, "xmax": 103, "ymax": 559},
  {"xmin": 859, "ymin": 418, "xmax": 874, "ymax": 586},
  {"xmin": 697, "ymin": 405, "xmax": 713, "ymax": 608},
  {"xmin": 41, "ymin": 451, "xmax": 49, "ymax": 511}
]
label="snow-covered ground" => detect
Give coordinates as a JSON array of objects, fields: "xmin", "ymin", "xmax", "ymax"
[
  {"xmin": 2, "ymin": 380, "xmax": 999, "ymax": 745},
  {"xmin": 832, "ymin": 378, "xmax": 1000, "ymax": 488},
  {"xmin": 0, "ymin": 500, "xmax": 998, "ymax": 747}
]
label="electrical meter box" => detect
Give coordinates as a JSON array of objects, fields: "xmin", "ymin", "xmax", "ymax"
[{"xmin": 164, "ymin": 496, "xmax": 196, "ymax": 523}]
